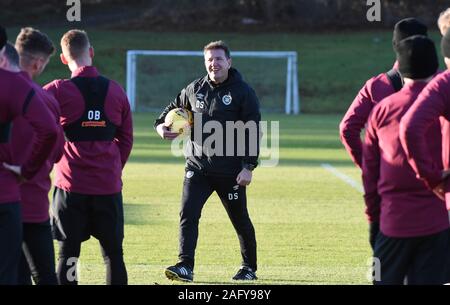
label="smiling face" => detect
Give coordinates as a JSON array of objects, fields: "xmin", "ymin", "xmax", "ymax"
[{"xmin": 204, "ymin": 48, "xmax": 232, "ymax": 84}]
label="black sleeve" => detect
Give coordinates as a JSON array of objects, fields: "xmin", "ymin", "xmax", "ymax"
[
  {"xmin": 153, "ymin": 87, "xmax": 191, "ymax": 129},
  {"xmin": 241, "ymin": 86, "xmax": 261, "ymax": 169}
]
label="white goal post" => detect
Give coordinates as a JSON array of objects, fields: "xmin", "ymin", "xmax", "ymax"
[{"xmin": 126, "ymin": 50, "xmax": 299, "ymax": 114}]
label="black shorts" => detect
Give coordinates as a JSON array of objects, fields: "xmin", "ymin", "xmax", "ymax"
[
  {"xmin": 51, "ymin": 187, "xmax": 124, "ymax": 244},
  {"xmin": 373, "ymin": 228, "xmax": 450, "ymax": 285}
]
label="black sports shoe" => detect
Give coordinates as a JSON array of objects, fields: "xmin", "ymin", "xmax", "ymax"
[
  {"xmin": 165, "ymin": 263, "xmax": 194, "ymax": 282},
  {"xmin": 232, "ymin": 266, "xmax": 258, "ymax": 281}
]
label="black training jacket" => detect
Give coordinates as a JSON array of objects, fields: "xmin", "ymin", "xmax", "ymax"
[{"xmin": 155, "ymin": 68, "xmax": 261, "ymax": 177}]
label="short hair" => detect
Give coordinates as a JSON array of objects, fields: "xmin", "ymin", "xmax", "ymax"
[
  {"xmin": 15, "ymin": 27, "xmax": 55, "ymax": 58},
  {"xmin": 3, "ymin": 42, "xmax": 20, "ymax": 67},
  {"xmin": 203, "ymin": 40, "xmax": 231, "ymax": 58},
  {"xmin": 438, "ymin": 8, "xmax": 450, "ymax": 35},
  {"xmin": 60, "ymin": 29, "xmax": 90, "ymax": 60}
]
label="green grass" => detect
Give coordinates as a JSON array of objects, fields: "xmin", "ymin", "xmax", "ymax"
[
  {"xmin": 68, "ymin": 113, "xmax": 371, "ymax": 285},
  {"xmin": 4, "ymin": 28, "xmax": 446, "ymax": 113}
]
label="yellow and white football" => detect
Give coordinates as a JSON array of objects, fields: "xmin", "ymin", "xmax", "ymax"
[{"xmin": 164, "ymin": 108, "xmax": 193, "ymax": 136}]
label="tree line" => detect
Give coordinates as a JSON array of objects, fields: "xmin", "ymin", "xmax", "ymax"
[{"xmin": 1, "ymin": 0, "xmax": 448, "ymax": 31}]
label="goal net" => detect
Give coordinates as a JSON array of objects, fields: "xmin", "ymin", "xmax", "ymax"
[{"xmin": 126, "ymin": 50, "xmax": 299, "ymax": 114}]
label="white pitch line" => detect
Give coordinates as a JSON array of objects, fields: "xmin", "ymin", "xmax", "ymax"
[{"xmin": 321, "ymin": 163, "xmax": 363, "ymax": 193}]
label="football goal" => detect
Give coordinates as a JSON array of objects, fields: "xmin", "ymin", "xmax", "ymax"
[{"xmin": 126, "ymin": 50, "xmax": 299, "ymax": 114}]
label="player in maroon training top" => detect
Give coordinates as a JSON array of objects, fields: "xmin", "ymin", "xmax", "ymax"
[
  {"xmin": 44, "ymin": 29, "xmax": 133, "ymax": 285},
  {"xmin": 340, "ymin": 18, "xmax": 428, "ymax": 168},
  {"xmin": 364, "ymin": 35, "xmax": 449, "ymax": 285},
  {"xmin": 0, "ymin": 25, "xmax": 58, "ymax": 285}
]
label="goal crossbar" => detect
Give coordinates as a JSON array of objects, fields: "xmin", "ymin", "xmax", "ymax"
[{"xmin": 126, "ymin": 50, "xmax": 299, "ymax": 114}]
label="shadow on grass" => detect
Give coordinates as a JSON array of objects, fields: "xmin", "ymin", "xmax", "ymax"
[
  {"xmin": 132, "ymin": 136, "xmax": 345, "ymax": 150},
  {"xmin": 277, "ymin": 159, "xmax": 354, "ymax": 167},
  {"xmin": 168, "ymin": 278, "xmax": 353, "ymax": 285},
  {"xmin": 127, "ymin": 155, "xmax": 354, "ymax": 168},
  {"xmin": 124, "ymin": 202, "xmax": 177, "ymax": 226}
]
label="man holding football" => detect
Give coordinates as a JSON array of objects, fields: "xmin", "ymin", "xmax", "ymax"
[{"xmin": 155, "ymin": 40, "xmax": 261, "ymax": 282}]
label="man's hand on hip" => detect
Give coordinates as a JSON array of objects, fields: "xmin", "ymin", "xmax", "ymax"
[{"xmin": 3, "ymin": 162, "xmax": 26, "ymax": 183}]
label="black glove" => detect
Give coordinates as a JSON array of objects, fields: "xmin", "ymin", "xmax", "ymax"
[{"xmin": 369, "ymin": 222, "xmax": 380, "ymax": 250}]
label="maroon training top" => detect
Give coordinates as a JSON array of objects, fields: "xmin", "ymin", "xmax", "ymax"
[
  {"xmin": 43, "ymin": 66, "xmax": 133, "ymax": 195},
  {"xmin": 0, "ymin": 69, "xmax": 58, "ymax": 204},
  {"xmin": 340, "ymin": 64, "xmax": 398, "ymax": 168},
  {"xmin": 400, "ymin": 70, "xmax": 450, "ymax": 209},
  {"xmin": 10, "ymin": 72, "xmax": 65, "ymax": 222}
]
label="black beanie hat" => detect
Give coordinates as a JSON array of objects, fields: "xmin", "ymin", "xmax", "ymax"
[
  {"xmin": 0, "ymin": 25, "xmax": 7, "ymax": 49},
  {"xmin": 397, "ymin": 35, "xmax": 438, "ymax": 79},
  {"xmin": 442, "ymin": 28, "xmax": 450, "ymax": 58},
  {"xmin": 393, "ymin": 18, "xmax": 428, "ymax": 50}
]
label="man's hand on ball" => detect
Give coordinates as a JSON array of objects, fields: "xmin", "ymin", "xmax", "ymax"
[{"xmin": 156, "ymin": 123, "xmax": 179, "ymax": 140}]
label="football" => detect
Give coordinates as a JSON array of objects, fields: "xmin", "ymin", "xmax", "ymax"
[{"xmin": 164, "ymin": 108, "xmax": 193, "ymax": 136}]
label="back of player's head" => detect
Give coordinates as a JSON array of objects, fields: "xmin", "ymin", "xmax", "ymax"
[
  {"xmin": 438, "ymin": 7, "xmax": 450, "ymax": 36},
  {"xmin": 60, "ymin": 29, "xmax": 90, "ymax": 61},
  {"xmin": 396, "ymin": 35, "xmax": 438, "ymax": 80},
  {"xmin": 442, "ymin": 28, "xmax": 450, "ymax": 59},
  {"xmin": 0, "ymin": 25, "xmax": 6, "ymax": 50},
  {"xmin": 3, "ymin": 42, "xmax": 20, "ymax": 68},
  {"xmin": 393, "ymin": 18, "xmax": 428, "ymax": 50},
  {"xmin": 204, "ymin": 40, "xmax": 231, "ymax": 59},
  {"xmin": 15, "ymin": 27, "xmax": 55, "ymax": 66}
]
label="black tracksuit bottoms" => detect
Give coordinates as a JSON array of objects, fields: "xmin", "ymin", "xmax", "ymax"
[
  {"xmin": 178, "ymin": 170, "xmax": 257, "ymax": 271},
  {"xmin": 373, "ymin": 228, "xmax": 450, "ymax": 285},
  {"xmin": 18, "ymin": 220, "xmax": 57, "ymax": 285},
  {"xmin": 0, "ymin": 202, "xmax": 22, "ymax": 285}
]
